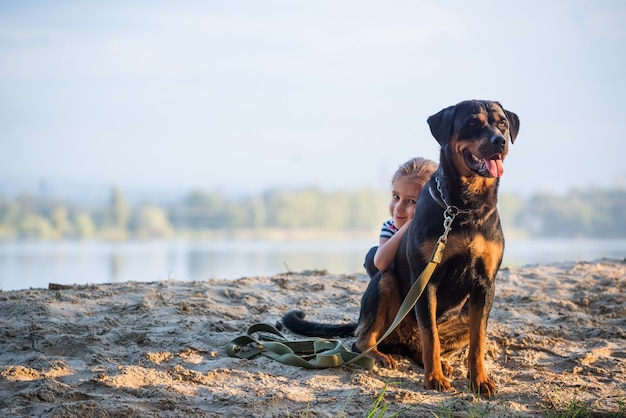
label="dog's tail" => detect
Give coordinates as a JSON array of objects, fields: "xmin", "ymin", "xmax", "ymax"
[{"xmin": 281, "ymin": 310, "xmax": 357, "ymax": 337}]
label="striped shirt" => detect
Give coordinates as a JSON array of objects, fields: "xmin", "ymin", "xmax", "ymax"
[{"xmin": 379, "ymin": 219, "xmax": 398, "ymax": 240}]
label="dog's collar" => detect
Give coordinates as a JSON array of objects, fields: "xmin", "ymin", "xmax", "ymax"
[
  {"xmin": 430, "ymin": 176, "xmax": 473, "ymax": 216},
  {"xmin": 429, "ymin": 183, "xmax": 447, "ymax": 210}
]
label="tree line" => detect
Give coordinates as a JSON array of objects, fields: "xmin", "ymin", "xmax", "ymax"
[
  {"xmin": 0, "ymin": 187, "xmax": 387, "ymax": 240},
  {"xmin": 0, "ymin": 187, "xmax": 625, "ymax": 240}
]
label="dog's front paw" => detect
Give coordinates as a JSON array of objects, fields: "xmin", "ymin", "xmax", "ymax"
[
  {"xmin": 357, "ymin": 346, "xmax": 397, "ymax": 369},
  {"xmin": 424, "ymin": 372, "xmax": 451, "ymax": 392},
  {"xmin": 374, "ymin": 351, "xmax": 397, "ymax": 369},
  {"xmin": 470, "ymin": 376, "xmax": 496, "ymax": 398}
]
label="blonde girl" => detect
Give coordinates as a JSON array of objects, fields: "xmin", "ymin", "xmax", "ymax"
[{"xmin": 364, "ymin": 157, "xmax": 438, "ymax": 278}]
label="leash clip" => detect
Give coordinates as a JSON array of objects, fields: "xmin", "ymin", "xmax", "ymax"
[
  {"xmin": 435, "ymin": 176, "xmax": 472, "ymax": 215},
  {"xmin": 438, "ymin": 205, "xmax": 458, "ymax": 245},
  {"xmin": 435, "ymin": 176, "xmax": 473, "ymax": 246}
]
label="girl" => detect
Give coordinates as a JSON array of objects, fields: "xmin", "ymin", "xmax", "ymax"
[{"xmin": 364, "ymin": 157, "xmax": 438, "ymax": 278}]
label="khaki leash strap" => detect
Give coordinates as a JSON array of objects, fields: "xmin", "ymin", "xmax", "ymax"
[{"xmin": 226, "ymin": 323, "xmax": 375, "ymax": 369}]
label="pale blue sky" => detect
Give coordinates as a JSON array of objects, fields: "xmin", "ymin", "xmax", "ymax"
[{"xmin": 1, "ymin": 0, "xmax": 625, "ymax": 197}]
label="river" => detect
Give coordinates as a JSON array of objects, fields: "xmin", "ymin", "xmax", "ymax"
[{"xmin": 1, "ymin": 238, "xmax": 625, "ymax": 291}]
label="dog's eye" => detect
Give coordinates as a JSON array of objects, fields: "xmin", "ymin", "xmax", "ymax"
[
  {"xmin": 468, "ymin": 120, "xmax": 480, "ymax": 128},
  {"xmin": 498, "ymin": 120, "xmax": 508, "ymax": 130}
]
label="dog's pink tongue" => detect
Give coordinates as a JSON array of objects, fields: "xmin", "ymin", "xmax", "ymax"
[{"xmin": 486, "ymin": 159, "xmax": 504, "ymax": 177}]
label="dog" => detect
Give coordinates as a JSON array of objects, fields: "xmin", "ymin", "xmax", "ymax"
[{"xmin": 282, "ymin": 100, "xmax": 519, "ymax": 397}]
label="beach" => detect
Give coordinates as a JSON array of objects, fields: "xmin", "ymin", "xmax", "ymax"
[{"xmin": 1, "ymin": 258, "xmax": 624, "ymax": 417}]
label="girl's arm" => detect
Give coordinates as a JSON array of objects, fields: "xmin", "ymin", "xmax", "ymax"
[{"xmin": 373, "ymin": 222, "xmax": 410, "ymax": 271}]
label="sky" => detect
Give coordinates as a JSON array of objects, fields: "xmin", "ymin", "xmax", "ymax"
[{"xmin": 1, "ymin": 0, "xmax": 625, "ymax": 198}]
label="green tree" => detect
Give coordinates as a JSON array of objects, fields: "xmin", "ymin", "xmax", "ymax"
[
  {"xmin": 110, "ymin": 187, "xmax": 131, "ymax": 229},
  {"xmin": 17, "ymin": 213, "xmax": 56, "ymax": 239},
  {"xmin": 131, "ymin": 205, "xmax": 174, "ymax": 238},
  {"xmin": 348, "ymin": 188, "xmax": 387, "ymax": 229},
  {"xmin": 0, "ymin": 196, "xmax": 19, "ymax": 238},
  {"xmin": 249, "ymin": 197, "xmax": 267, "ymax": 229},
  {"xmin": 51, "ymin": 206, "xmax": 72, "ymax": 237},
  {"xmin": 498, "ymin": 192, "xmax": 526, "ymax": 236},
  {"xmin": 74, "ymin": 211, "xmax": 97, "ymax": 240},
  {"xmin": 101, "ymin": 187, "xmax": 131, "ymax": 240},
  {"xmin": 178, "ymin": 190, "xmax": 229, "ymax": 230}
]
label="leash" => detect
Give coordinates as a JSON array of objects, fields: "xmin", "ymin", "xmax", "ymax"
[
  {"xmin": 226, "ymin": 323, "xmax": 375, "ymax": 369},
  {"xmin": 226, "ymin": 176, "xmax": 469, "ymax": 369}
]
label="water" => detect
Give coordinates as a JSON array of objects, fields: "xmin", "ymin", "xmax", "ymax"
[{"xmin": 0, "ymin": 238, "xmax": 625, "ymax": 291}]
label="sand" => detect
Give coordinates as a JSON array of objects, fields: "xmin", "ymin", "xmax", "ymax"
[{"xmin": 0, "ymin": 258, "xmax": 624, "ymax": 417}]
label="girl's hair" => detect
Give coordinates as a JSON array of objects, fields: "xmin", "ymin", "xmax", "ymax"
[{"xmin": 392, "ymin": 157, "xmax": 438, "ymax": 189}]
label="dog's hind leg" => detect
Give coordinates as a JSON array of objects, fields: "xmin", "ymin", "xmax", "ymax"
[
  {"xmin": 353, "ymin": 270, "xmax": 403, "ymax": 368},
  {"xmin": 437, "ymin": 302, "xmax": 471, "ymax": 356},
  {"xmin": 436, "ymin": 305, "xmax": 470, "ymax": 377}
]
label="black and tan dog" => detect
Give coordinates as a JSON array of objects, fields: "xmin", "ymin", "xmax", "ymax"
[{"xmin": 282, "ymin": 100, "xmax": 519, "ymax": 397}]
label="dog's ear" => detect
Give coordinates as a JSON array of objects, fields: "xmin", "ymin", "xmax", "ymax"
[
  {"xmin": 504, "ymin": 110, "xmax": 520, "ymax": 144},
  {"xmin": 427, "ymin": 105, "xmax": 456, "ymax": 145}
]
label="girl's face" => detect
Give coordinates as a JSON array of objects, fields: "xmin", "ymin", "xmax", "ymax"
[{"xmin": 389, "ymin": 177, "xmax": 422, "ymax": 229}]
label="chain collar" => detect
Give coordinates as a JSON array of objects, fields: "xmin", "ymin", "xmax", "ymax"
[
  {"xmin": 435, "ymin": 176, "xmax": 471, "ymax": 214},
  {"xmin": 433, "ymin": 176, "xmax": 472, "ymax": 245}
]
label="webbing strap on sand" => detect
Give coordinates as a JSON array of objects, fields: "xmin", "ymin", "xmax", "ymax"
[{"xmin": 226, "ymin": 323, "xmax": 375, "ymax": 369}]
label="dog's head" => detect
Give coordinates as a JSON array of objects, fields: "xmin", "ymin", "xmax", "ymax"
[{"xmin": 427, "ymin": 100, "xmax": 520, "ymax": 178}]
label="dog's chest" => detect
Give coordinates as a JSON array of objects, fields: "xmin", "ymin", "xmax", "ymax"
[{"xmin": 442, "ymin": 232, "xmax": 503, "ymax": 280}]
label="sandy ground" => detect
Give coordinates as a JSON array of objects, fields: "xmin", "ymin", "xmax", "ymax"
[{"xmin": 0, "ymin": 258, "xmax": 624, "ymax": 417}]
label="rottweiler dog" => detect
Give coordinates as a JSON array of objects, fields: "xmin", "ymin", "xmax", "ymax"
[{"xmin": 282, "ymin": 100, "xmax": 519, "ymax": 397}]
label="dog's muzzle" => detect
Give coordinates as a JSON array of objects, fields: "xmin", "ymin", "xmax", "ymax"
[{"xmin": 463, "ymin": 151, "xmax": 504, "ymax": 177}]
